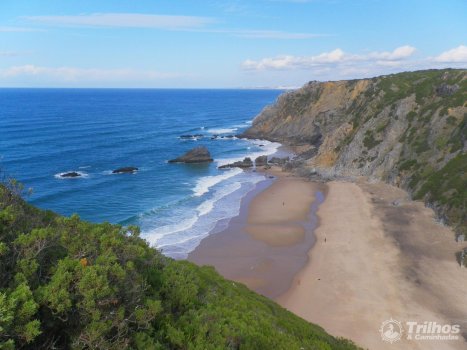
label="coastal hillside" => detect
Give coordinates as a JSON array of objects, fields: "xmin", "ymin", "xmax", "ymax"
[
  {"xmin": 0, "ymin": 181, "xmax": 358, "ymax": 350},
  {"xmin": 242, "ymin": 69, "xmax": 466, "ymax": 238}
]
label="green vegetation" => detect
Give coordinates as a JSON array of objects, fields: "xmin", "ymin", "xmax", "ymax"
[
  {"xmin": 375, "ymin": 120, "xmax": 390, "ymax": 133},
  {"xmin": 0, "ymin": 180, "xmax": 359, "ymax": 350},
  {"xmin": 398, "ymin": 159, "xmax": 418, "ymax": 171},
  {"xmin": 414, "ymin": 154, "xmax": 467, "ymax": 235},
  {"xmin": 363, "ymin": 130, "xmax": 382, "ymax": 149}
]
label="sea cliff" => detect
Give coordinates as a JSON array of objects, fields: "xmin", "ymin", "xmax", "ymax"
[{"xmin": 242, "ymin": 69, "xmax": 466, "ymax": 237}]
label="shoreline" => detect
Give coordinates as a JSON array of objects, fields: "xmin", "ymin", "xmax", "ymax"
[
  {"xmin": 188, "ymin": 164, "xmax": 467, "ymax": 349},
  {"xmin": 188, "ymin": 166, "xmax": 324, "ymax": 298},
  {"xmin": 278, "ymin": 179, "xmax": 467, "ymax": 350}
]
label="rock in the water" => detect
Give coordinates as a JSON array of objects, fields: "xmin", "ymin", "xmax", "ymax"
[
  {"xmin": 169, "ymin": 146, "xmax": 213, "ymax": 163},
  {"xmin": 61, "ymin": 172, "xmax": 81, "ymax": 178},
  {"xmin": 180, "ymin": 134, "xmax": 203, "ymax": 139},
  {"xmin": 112, "ymin": 167, "xmax": 138, "ymax": 174},
  {"xmin": 255, "ymin": 155, "xmax": 268, "ymax": 166},
  {"xmin": 218, "ymin": 157, "xmax": 253, "ymax": 169}
]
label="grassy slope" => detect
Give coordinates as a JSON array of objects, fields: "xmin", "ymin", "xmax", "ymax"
[
  {"xmin": 373, "ymin": 70, "xmax": 466, "ymax": 235},
  {"xmin": 248, "ymin": 69, "xmax": 466, "ymax": 237},
  {"xmin": 0, "ymin": 182, "xmax": 359, "ymax": 350}
]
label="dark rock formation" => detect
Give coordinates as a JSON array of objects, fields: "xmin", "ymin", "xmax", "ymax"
[
  {"xmin": 218, "ymin": 157, "xmax": 253, "ymax": 169},
  {"xmin": 297, "ymin": 147, "xmax": 319, "ymax": 160},
  {"xmin": 169, "ymin": 146, "xmax": 213, "ymax": 163},
  {"xmin": 282, "ymin": 159, "xmax": 304, "ymax": 171},
  {"xmin": 435, "ymin": 84, "xmax": 459, "ymax": 97},
  {"xmin": 255, "ymin": 155, "xmax": 268, "ymax": 166},
  {"xmin": 180, "ymin": 134, "xmax": 204, "ymax": 139},
  {"xmin": 269, "ymin": 157, "xmax": 290, "ymax": 165},
  {"xmin": 210, "ymin": 135, "xmax": 235, "ymax": 140},
  {"xmin": 113, "ymin": 167, "xmax": 138, "ymax": 174},
  {"xmin": 60, "ymin": 172, "xmax": 81, "ymax": 178}
]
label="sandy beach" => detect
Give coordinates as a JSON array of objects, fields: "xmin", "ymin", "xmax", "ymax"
[
  {"xmin": 278, "ymin": 180, "xmax": 467, "ymax": 350},
  {"xmin": 189, "ymin": 170, "xmax": 467, "ymax": 349},
  {"xmin": 189, "ymin": 169, "xmax": 325, "ymax": 298}
]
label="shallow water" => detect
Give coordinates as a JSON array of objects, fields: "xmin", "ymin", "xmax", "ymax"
[{"xmin": 0, "ymin": 88, "xmax": 283, "ymax": 257}]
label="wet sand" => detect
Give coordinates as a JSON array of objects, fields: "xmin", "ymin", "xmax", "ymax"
[
  {"xmin": 189, "ymin": 171, "xmax": 467, "ymax": 349},
  {"xmin": 278, "ymin": 180, "xmax": 467, "ymax": 350},
  {"xmin": 188, "ymin": 169, "xmax": 324, "ymax": 298}
]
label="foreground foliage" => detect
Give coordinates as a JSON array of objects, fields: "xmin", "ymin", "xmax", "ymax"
[{"xmin": 0, "ymin": 182, "xmax": 359, "ymax": 349}]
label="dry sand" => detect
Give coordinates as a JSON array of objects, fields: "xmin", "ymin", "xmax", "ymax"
[
  {"xmin": 278, "ymin": 180, "xmax": 467, "ymax": 350},
  {"xmin": 189, "ymin": 170, "xmax": 325, "ymax": 298},
  {"xmin": 189, "ymin": 168, "xmax": 467, "ymax": 349}
]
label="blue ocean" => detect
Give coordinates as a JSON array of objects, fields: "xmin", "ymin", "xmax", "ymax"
[{"xmin": 0, "ymin": 89, "xmax": 283, "ymax": 258}]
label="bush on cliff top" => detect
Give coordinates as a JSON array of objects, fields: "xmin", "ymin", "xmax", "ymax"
[{"xmin": 0, "ymin": 181, "xmax": 359, "ymax": 350}]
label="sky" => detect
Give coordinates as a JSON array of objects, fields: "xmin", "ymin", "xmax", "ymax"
[{"xmin": 0, "ymin": 0, "xmax": 466, "ymax": 88}]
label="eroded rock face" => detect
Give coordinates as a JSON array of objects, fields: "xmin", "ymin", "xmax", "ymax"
[
  {"xmin": 113, "ymin": 167, "xmax": 138, "ymax": 174},
  {"xmin": 218, "ymin": 157, "xmax": 253, "ymax": 169},
  {"xmin": 241, "ymin": 69, "xmax": 467, "ymax": 235},
  {"xmin": 169, "ymin": 146, "xmax": 213, "ymax": 163},
  {"xmin": 436, "ymin": 84, "xmax": 459, "ymax": 96}
]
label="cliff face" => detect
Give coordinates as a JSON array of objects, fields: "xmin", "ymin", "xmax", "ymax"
[{"xmin": 243, "ymin": 69, "xmax": 466, "ymax": 235}]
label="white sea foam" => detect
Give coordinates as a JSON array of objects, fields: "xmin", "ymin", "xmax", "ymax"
[
  {"xmin": 144, "ymin": 182, "xmax": 242, "ymax": 246},
  {"xmin": 192, "ymin": 168, "xmax": 242, "ymax": 196},
  {"xmin": 207, "ymin": 127, "xmax": 238, "ymax": 134},
  {"xmin": 54, "ymin": 171, "xmax": 88, "ymax": 179},
  {"xmin": 196, "ymin": 182, "xmax": 242, "ymax": 217},
  {"xmin": 141, "ymin": 132, "xmax": 283, "ymax": 259},
  {"xmin": 144, "ymin": 216, "xmax": 199, "ymax": 246},
  {"xmin": 148, "ymin": 176, "xmax": 262, "ymax": 258}
]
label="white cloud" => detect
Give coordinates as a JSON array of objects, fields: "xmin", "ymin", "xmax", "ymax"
[
  {"xmin": 0, "ymin": 26, "xmax": 42, "ymax": 32},
  {"xmin": 434, "ymin": 45, "xmax": 467, "ymax": 63},
  {"xmin": 0, "ymin": 65, "xmax": 186, "ymax": 82},
  {"xmin": 21, "ymin": 12, "xmax": 326, "ymax": 39},
  {"xmin": 23, "ymin": 13, "xmax": 214, "ymax": 30},
  {"xmin": 369, "ymin": 45, "xmax": 416, "ymax": 60},
  {"xmin": 242, "ymin": 46, "xmax": 417, "ymax": 70}
]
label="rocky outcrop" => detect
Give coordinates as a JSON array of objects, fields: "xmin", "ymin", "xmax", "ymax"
[
  {"xmin": 255, "ymin": 155, "xmax": 268, "ymax": 166},
  {"xmin": 243, "ymin": 69, "xmax": 467, "ymax": 235},
  {"xmin": 180, "ymin": 134, "xmax": 203, "ymax": 139},
  {"xmin": 60, "ymin": 172, "xmax": 81, "ymax": 178},
  {"xmin": 211, "ymin": 134, "xmax": 235, "ymax": 140},
  {"xmin": 269, "ymin": 157, "xmax": 290, "ymax": 165},
  {"xmin": 169, "ymin": 146, "xmax": 213, "ymax": 163},
  {"xmin": 113, "ymin": 167, "xmax": 138, "ymax": 174},
  {"xmin": 218, "ymin": 157, "xmax": 253, "ymax": 169},
  {"xmin": 435, "ymin": 83, "xmax": 459, "ymax": 96}
]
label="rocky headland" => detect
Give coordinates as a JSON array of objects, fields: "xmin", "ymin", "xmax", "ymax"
[{"xmin": 241, "ymin": 69, "xmax": 466, "ymax": 240}]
